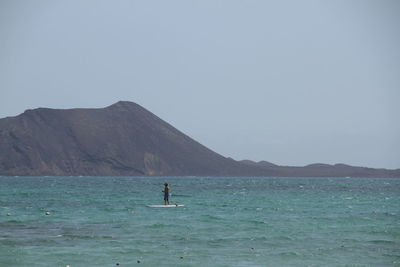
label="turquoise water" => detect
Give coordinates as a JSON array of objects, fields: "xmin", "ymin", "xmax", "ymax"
[{"xmin": 1, "ymin": 177, "xmax": 399, "ymax": 267}]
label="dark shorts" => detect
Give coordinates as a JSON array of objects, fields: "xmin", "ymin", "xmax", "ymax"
[{"xmin": 164, "ymin": 193, "xmax": 169, "ymax": 201}]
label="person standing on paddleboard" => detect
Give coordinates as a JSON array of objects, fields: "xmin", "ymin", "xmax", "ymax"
[{"xmin": 163, "ymin": 183, "xmax": 170, "ymax": 205}]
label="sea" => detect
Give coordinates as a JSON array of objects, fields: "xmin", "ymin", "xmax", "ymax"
[{"xmin": 0, "ymin": 176, "xmax": 399, "ymax": 267}]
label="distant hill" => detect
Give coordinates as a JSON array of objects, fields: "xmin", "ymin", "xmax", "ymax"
[
  {"xmin": 0, "ymin": 101, "xmax": 399, "ymax": 177},
  {"xmin": 239, "ymin": 160, "xmax": 400, "ymax": 178}
]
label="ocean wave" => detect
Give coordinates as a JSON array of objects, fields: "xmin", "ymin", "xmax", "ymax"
[
  {"xmin": 200, "ymin": 215, "xmax": 224, "ymax": 221},
  {"xmin": 368, "ymin": 239, "xmax": 396, "ymax": 245},
  {"xmin": 61, "ymin": 234, "xmax": 114, "ymax": 240},
  {"xmin": 144, "ymin": 223, "xmax": 180, "ymax": 229},
  {"xmin": 242, "ymin": 219, "xmax": 268, "ymax": 225},
  {"xmin": 382, "ymin": 253, "xmax": 400, "ymax": 259},
  {"xmin": 276, "ymin": 251, "xmax": 303, "ymax": 258}
]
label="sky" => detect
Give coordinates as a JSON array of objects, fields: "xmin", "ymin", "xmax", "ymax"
[{"xmin": 1, "ymin": 0, "xmax": 399, "ymax": 169}]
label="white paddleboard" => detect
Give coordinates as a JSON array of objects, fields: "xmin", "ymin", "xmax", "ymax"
[{"xmin": 147, "ymin": 204, "xmax": 184, "ymax": 208}]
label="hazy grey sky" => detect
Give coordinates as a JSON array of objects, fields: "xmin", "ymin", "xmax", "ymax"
[{"xmin": 1, "ymin": 0, "xmax": 399, "ymax": 169}]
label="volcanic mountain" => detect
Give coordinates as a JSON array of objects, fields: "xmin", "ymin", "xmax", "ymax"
[
  {"xmin": 0, "ymin": 101, "xmax": 399, "ymax": 177},
  {"xmin": 0, "ymin": 101, "xmax": 269, "ymax": 176}
]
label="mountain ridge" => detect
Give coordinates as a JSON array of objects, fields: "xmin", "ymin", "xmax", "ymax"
[{"xmin": 0, "ymin": 101, "xmax": 399, "ymax": 177}]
